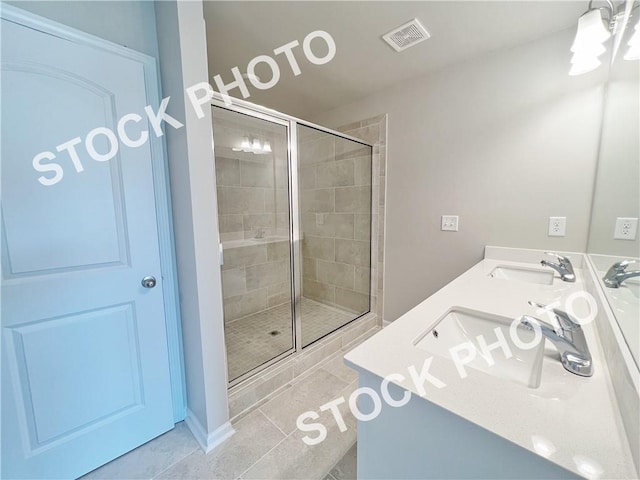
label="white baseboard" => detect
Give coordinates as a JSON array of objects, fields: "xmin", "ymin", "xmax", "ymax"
[{"xmin": 185, "ymin": 409, "xmax": 235, "ymax": 453}]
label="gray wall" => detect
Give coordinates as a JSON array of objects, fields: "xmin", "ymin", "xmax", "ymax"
[
  {"xmin": 5, "ymin": 0, "xmax": 159, "ymax": 57},
  {"xmin": 154, "ymin": 0, "xmax": 231, "ymax": 450},
  {"xmin": 311, "ymin": 28, "xmax": 607, "ymax": 322},
  {"xmin": 587, "ymin": 55, "xmax": 640, "ymax": 257}
]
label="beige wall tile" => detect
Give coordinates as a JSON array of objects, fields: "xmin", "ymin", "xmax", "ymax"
[
  {"xmin": 276, "ymin": 212, "xmax": 289, "ymax": 231},
  {"xmin": 335, "ymin": 136, "xmax": 371, "ymax": 160},
  {"xmin": 224, "ymin": 288, "xmax": 268, "ymax": 321},
  {"xmin": 302, "ymin": 235, "xmax": 335, "ymax": 261},
  {"xmin": 335, "ymin": 238, "xmax": 370, "ymax": 267},
  {"xmin": 335, "ymin": 287, "xmax": 369, "ymax": 314},
  {"xmin": 316, "ymin": 159, "xmax": 355, "ymax": 188},
  {"xmin": 246, "ymin": 260, "xmax": 290, "ymax": 290},
  {"xmin": 303, "ymin": 279, "xmax": 335, "ymax": 303},
  {"xmin": 274, "ymin": 162, "xmax": 289, "ymax": 188},
  {"xmin": 267, "ymin": 241, "xmax": 290, "ymax": 261},
  {"xmin": 347, "ymin": 124, "xmax": 380, "ymax": 145},
  {"xmin": 218, "ymin": 214, "xmax": 243, "ymax": 235},
  {"xmin": 354, "ymin": 156, "xmax": 372, "ymax": 186},
  {"xmin": 241, "ymin": 159, "xmax": 274, "ymax": 187},
  {"xmin": 303, "ymin": 257, "xmax": 316, "ymax": 280},
  {"xmin": 222, "ymin": 244, "xmax": 267, "ymax": 271},
  {"xmin": 299, "ymin": 166, "xmax": 316, "ymax": 190},
  {"xmin": 243, "ymin": 214, "xmax": 275, "ymax": 234},
  {"xmin": 214, "ymin": 156, "xmax": 240, "ymax": 186},
  {"xmin": 335, "ymin": 186, "xmax": 371, "ymax": 213},
  {"xmin": 354, "ymin": 266, "xmax": 371, "ymax": 294},
  {"xmin": 222, "ymin": 268, "xmax": 246, "ymax": 298},
  {"xmin": 299, "ymin": 135, "xmax": 334, "ymax": 165},
  {"xmin": 267, "ymin": 282, "xmax": 292, "ymax": 307},
  {"xmin": 316, "ymin": 260, "xmax": 355, "ymax": 290},
  {"xmin": 302, "ymin": 213, "xmax": 354, "ymax": 239},
  {"xmin": 355, "ymin": 213, "xmax": 371, "ymax": 241},
  {"xmin": 300, "ymin": 188, "xmax": 335, "ymax": 213},
  {"xmin": 217, "ymin": 186, "xmax": 265, "ymax": 214},
  {"xmin": 275, "ymin": 188, "xmax": 289, "ymax": 213}
]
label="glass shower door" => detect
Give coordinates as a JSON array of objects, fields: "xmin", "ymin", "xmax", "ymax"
[
  {"xmin": 297, "ymin": 124, "xmax": 373, "ymax": 347},
  {"xmin": 212, "ymin": 106, "xmax": 294, "ymax": 383}
]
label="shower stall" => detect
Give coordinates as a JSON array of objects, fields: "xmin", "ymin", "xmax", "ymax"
[{"xmin": 211, "ymin": 100, "xmax": 373, "ymax": 385}]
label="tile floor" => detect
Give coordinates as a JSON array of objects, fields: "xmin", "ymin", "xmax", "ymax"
[
  {"xmin": 226, "ymin": 298, "xmax": 355, "ymax": 381},
  {"xmin": 83, "ymin": 327, "xmax": 378, "ymax": 480}
]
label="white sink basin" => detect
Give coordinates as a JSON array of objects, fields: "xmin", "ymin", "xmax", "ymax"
[
  {"xmin": 621, "ymin": 279, "xmax": 640, "ymax": 299},
  {"xmin": 488, "ymin": 265, "xmax": 554, "ymax": 285},
  {"xmin": 414, "ymin": 308, "xmax": 544, "ymax": 388}
]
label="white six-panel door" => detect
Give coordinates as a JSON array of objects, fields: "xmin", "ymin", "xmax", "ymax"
[{"xmin": 1, "ymin": 9, "xmax": 176, "ymax": 479}]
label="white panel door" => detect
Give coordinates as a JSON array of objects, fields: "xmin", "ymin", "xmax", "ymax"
[{"xmin": 1, "ymin": 13, "xmax": 174, "ymax": 479}]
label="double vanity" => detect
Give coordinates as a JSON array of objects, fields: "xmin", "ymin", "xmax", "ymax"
[{"xmin": 345, "ymin": 246, "xmax": 639, "ymax": 479}]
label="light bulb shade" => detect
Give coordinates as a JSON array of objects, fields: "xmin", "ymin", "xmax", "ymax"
[
  {"xmin": 240, "ymin": 136, "xmax": 251, "ymax": 151},
  {"xmin": 251, "ymin": 139, "xmax": 261, "ymax": 151},
  {"xmin": 569, "ymin": 52, "xmax": 601, "ymax": 76},
  {"xmin": 262, "ymin": 141, "xmax": 272, "ymax": 153},
  {"xmin": 573, "ymin": 9, "xmax": 611, "ymax": 46},
  {"xmin": 625, "ymin": 21, "xmax": 640, "ymax": 61},
  {"xmin": 571, "ymin": 40, "xmax": 606, "ymax": 57}
]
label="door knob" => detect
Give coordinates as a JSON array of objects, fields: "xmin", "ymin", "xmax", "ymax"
[{"xmin": 141, "ymin": 276, "xmax": 157, "ymax": 288}]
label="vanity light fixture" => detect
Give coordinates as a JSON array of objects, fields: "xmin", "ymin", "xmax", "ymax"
[
  {"xmin": 570, "ymin": 0, "xmax": 640, "ymax": 75},
  {"xmin": 569, "ymin": 5, "xmax": 612, "ymax": 75},
  {"xmin": 232, "ymin": 135, "xmax": 272, "ymax": 154}
]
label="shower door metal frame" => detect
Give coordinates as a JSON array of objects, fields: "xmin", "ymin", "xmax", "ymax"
[
  {"xmin": 211, "ymin": 95, "xmax": 374, "ymax": 387},
  {"xmin": 211, "ymin": 101, "xmax": 297, "ymax": 388}
]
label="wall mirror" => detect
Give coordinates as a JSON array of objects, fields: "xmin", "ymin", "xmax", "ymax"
[{"xmin": 587, "ymin": 13, "xmax": 640, "ymax": 368}]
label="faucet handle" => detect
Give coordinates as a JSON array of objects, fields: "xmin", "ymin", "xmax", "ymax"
[
  {"xmin": 528, "ymin": 301, "xmax": 581, "ymax": 331},
  {"xmin": 543, "ymin": 252, "xmax": 571, "ymax": 266},
  {"xmin": 610, "ymin": 259, "xmax": 637, "ymax": 272}
]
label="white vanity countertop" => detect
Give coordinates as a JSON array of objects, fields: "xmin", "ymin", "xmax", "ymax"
[{"xmin": 345, "ymin": 247, "xmax": 637, "ymax": 479}]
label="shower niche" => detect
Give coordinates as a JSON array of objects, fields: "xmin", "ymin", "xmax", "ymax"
[{"xmin": 212, "ymin": 103, "xmax": 373, "ymax": 385}]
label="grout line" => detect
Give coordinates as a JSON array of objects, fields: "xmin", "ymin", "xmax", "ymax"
[
  {"xmin": 151, "ymin": 443, "xmax": 200, "ymax": 480},
  {"xmin": 235, "ymin": 422, "xmax": 292, "ymax": 479},
  {"xmin": 257, "ymin": 408, "xmax": 289, "ymax": 438}
]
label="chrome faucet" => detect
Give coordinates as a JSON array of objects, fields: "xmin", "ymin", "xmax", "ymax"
[
  {"xmin": 540, "ymin": 252, "xmax": 576, "ymax": 282},
  {"xmin": 519, "ymin": 301, "xmax": 593, "ymax": 377},
  {"xmin": 603, "ymin": 260, "xmax": 640, "ymax": 288}
]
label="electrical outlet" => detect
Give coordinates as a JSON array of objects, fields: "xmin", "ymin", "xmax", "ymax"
[
  {"xmin": 441, "ymin": 215, "xmax": 459, "ymax": 232},
  {"xmin": 614, "ymin": 217, "xmax": 638, "ymax": 240},
  {"xmin": 548, "ymin": 217, "xmax": 566, "ymax": 237}
]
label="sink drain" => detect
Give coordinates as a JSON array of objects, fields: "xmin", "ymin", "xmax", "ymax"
[
  {"xmin": 432, "ymin": 330, "xmax": 439, "ymax": 338},
  {"xmin": 269, "ymin": 330, "xmax": 281, "ymax": 336}
]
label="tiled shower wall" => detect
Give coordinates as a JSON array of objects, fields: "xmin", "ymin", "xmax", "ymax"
[
  {"xmin": 299, "ymin": 128, "xmax": 372, "ymax": 314},
  {"xmin": 337, "ymin": 115, "xmax": 387, "ymax": 320},
  {"xmin": 215, "ymin": 130, "xmax": 292, "ymax": 321}
]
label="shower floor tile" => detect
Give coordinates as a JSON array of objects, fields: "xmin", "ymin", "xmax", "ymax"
[{"xmin": 225, "ymin": 298, "xmax": 354, "ymax": 381}]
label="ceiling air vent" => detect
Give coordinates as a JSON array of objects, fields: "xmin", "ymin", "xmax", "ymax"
[{"xmin": 382, "ymin": 18, "xmax": 431, "ymax": 52}]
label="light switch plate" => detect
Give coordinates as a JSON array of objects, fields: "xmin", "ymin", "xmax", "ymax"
[
  {"xmin": 441, "ymin": 215, "xmax": 459, "ymax": 232},
  {"xmin": 548, "ymin": 217, "xmax": 566, "ymax": 237},
  {"xmin": 614, "ymin": 217, "xmax": 638, "ymax": 240}
]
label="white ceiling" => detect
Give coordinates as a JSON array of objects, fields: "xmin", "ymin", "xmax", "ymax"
[{"xmin": 204, "ymin": 1, "xmax": 586, "ymax": 118}]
